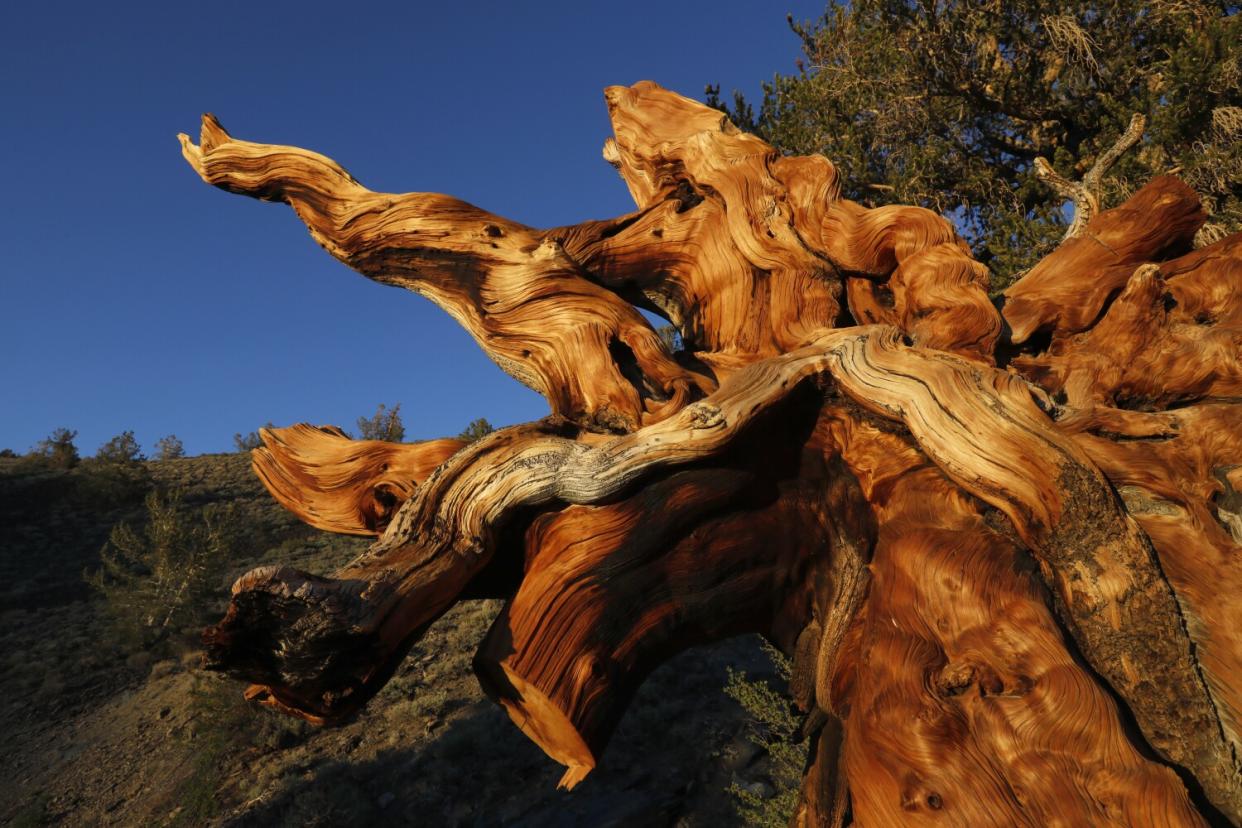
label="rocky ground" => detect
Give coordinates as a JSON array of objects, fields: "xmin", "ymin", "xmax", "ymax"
[{"xmin": 0, "ymin": 453, "xmax": 792, "ymax": 827}]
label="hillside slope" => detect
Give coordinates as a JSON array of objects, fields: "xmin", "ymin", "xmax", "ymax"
[{"xmin": 0, "ymin": 453, "xmax": 781, "ymax": 827}]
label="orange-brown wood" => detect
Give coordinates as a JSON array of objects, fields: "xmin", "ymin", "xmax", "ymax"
[
  {"xmin": 180, "ymin": 116, "xmax": 712, "ymax": 433},
  {"xmin": 1001, "ymin": 175, "xmax": 1206, "ymax": 343},
  {"xmin": 253, "ymin": 424, "xmax": 465, "ymax": 535},
  {"xmin": 825, "ymin": 414, "xmax": 1204, "ymax": 826},
  {"xmin": 1069, "ymin": 404, "xmax": 1242, "ymax": 761},
  {"xmin": 184, "ymin": 82, "xmax": 1242, "ymax": 823}
]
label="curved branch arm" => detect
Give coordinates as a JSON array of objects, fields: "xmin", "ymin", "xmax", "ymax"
[
  {"xmin": 1013, "ymin": 261, "xmax": 1242, "ymax": 411},
  {"xmin": 818, "ymin": 200, "xmax": 999, "ymax": 359},
  {"xmin": 179, "ymin": 115, "xmax": 711, "ymax": 432},
  {"xmin": 472, "ymin": 468, "xmax": 766, "ymax": 789},
  {"xmin": 1034, "ymin": 113, "xmax": 1146, "ymax": 241},
  {"xmin": 201, "ymin": 334, "xmax": 862, "ymax": 723},
  {"xmin": 251, "ymin": 424, "xmax": 465, "ymax": 536},
  {"xmin": 556, "ymin": 84, "xmax": 848, "ymax": 365},
  {"xmin": 555, "ymin": 83, "xmax": 1001, "ymax": 366}
]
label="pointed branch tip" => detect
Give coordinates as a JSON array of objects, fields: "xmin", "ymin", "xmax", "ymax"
[{"xmin": 200, "ymin": 113, "xmax": 231, "ymax": 152}]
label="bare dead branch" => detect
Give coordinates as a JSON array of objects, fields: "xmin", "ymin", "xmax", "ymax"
[{"xmin": 1035, "ymin": 113, "xmax": 1147, "ymax": 240}]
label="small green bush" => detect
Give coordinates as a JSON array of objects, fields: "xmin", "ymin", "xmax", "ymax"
[
  {"xmin": 169, "ymin": 676, "xmax": 307, "ymax": 826},
  {"xmin": 95, "ymin": 430, "xmax": 145, "ymax": 464},
  {"xmin": 155, "ymin": 434, "xmax": 186, "ymax": 460},
  {"xmin": 725, "ymin": 642, "xmax": 803, "ymax": 827},
  {"xmin": 456, "ymin": 417, "xmax": 495, "ymax": 443},
  {"xmin": 29, "ymin": 427, "xmax": 80, "ymax": 469},
  {"xmin": 84, "ymin": 489, "xmax": 239, "ymax": 654},
  {"xmin": 357, "ymin": 403, "xmax": 405, "ymax": 442}
]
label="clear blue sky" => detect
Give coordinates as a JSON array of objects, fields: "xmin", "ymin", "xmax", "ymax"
[{"xmin": 1, "ymin": 0, "xmax": 825, "ymax": 457}]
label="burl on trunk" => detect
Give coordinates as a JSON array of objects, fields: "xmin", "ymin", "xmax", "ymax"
[{"xmin": 181, "ymin": 82, "xmax": 1242, "ymax": 825}]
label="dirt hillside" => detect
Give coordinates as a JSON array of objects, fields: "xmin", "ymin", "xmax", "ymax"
[{"xmin": 0, "ymin": 453, "xmax": 785, "ymax": 827}]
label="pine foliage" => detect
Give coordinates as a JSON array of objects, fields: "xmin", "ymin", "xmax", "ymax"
[
  {"xmin": 724, "ymin": 642, "xmax": 803, "ymax": 827},
  {"xmin": 709, "ymin": 1, "xmax": 1241, "ymax": 285},
  {"xmin": 85, "ymin": 489, "xmax": 238, "ymax": 651},
  {"xmin": 456, "ymin": 417, "xmax": 495, "ymax": 443}
]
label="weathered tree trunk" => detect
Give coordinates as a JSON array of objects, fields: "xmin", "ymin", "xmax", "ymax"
[{"xmin": 181, "ymin": 81, "xmax": 1242, "ymax": 825}]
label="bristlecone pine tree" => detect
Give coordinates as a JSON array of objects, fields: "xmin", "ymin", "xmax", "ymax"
[{"xmin": 181, "ymin": 82, "xmax": 1242, "ymax": 825}]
